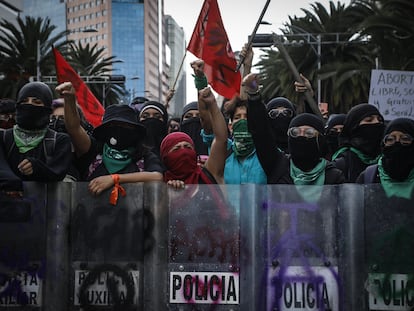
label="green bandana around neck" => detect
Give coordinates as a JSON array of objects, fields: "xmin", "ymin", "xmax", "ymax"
[
  {"xmin": 102, "ymin": 143, "xmax": 134, "ymax": 174},
  {"xmin": 332, "ymin": 146, "xmax": 379, "ymax": 165},
  {"xmin": 378, "ymin": 157, "xmax": 414, "ymax": 199},
  {"xmin": 13, "ymin": 125, "xmax": 47, "ymax": 153},
  {"xmin": 232, "ymin": 119, "xmax": 255, "ymax": 158},
  {"xmin": 290, "ymin": 158, "xmax": 327, "ymax": 203}
]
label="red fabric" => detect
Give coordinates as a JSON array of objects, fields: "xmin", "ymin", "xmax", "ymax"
[
  {"xmin": 53, "ymin": 48, "xmax": 104, "ymax": 127},
  {"xmin": 187, "ymin": 0, "xmax": 241, "ymax": 99},
  {"xmin": 160, "ymin": 132, "xmax": 213, "ymax": 184}
]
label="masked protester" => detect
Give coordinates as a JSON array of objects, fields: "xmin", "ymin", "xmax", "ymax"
[
  {"xmin": 244, "ymin": 73, "xmax": 345, "ymax": 188},
  {"xmin": 180, "ymin": 101, "xmax": 208, "ymax": 157},
  {"xmin": 138, "ymin": 101, "xmax": 168, "ymax": 156},
  {"xmin": 0, "ymin": 82, "xmax": 72, "ymax": 183},
  {"xmin": 160, "ymin": 87, "xmax": 228, "ymax": 187},
  {"xmin": 57, "ymin": 82, "xmax": 163, "ymax": 204},
  {"xmin": 324, "ymin": 114, "xmax": 346, "ymax": 160},
  {"xmin": 265, "ymin": 97, "xmax": 296, "ymax": 153},
  {"xmin": 357, "ymin": 118, "xmax": 414, "ymax": 199},
  {"xmin": 0, "ymin": 98, "xmax": 16, "ymax": 129},
  {"xmin": 332, "ymin": 104, "xmax": 385, "ymax": 182}
]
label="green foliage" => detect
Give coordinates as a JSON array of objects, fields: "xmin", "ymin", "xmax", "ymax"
[{"xmin": 255, "ymin": 0, "xmax": 414, "ymax": 114}]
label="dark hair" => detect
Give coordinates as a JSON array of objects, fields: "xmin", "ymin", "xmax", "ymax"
[{"xmin": 226, "ymin": 96, "xmax": 248, "ymax": 121}]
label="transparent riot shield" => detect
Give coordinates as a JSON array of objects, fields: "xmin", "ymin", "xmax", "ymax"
[
  {"xmin": 70, "ymin": 182, "xmax": 147, "ymax": 311},
  {"xmin": 0, "ymin": 182, "xmax": 47, "ymax": 308},
  {"xmin": 262, "ymin": 184, "xmax": 343, "ymax": 311},
  {"xmin": 363, "ymin": 183, "xmax": 414, "ymax": 311},
  {"xmin": 166, "ymin": 184, "xmax": 240, "ymax": 310}
]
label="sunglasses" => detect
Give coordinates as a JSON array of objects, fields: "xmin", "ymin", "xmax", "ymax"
[{"xmin": 268, "ymin": 108, "xmax": 294, "ymax": 119}]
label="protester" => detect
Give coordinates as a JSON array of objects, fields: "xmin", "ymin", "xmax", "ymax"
[
  {"xmin": 160, "ymin": 87, "xmax": 227, "ymax": 188},
  {"xmin": 138, "ymin": 100, "xmax": 168, "ymax": 156},
  {"xmin": 332, "ymin": 103, "xmax": 385, "ymax": 182},
  {"xmin": 56, "ymin": 82, "xmax": 163, "ymax": 203},
  {"xmin": 356, "ymin": 117, "xmax": 414, "ymax": 199},
  {"xmin": 324, "ymin": 113, "xmax": 346, "ymax": 160},
  {"xmin": 180, "ymin": 100, "xmax": 208, "ymax": 157},
  {"xmin": 49, "ymin": 98, "xmax": 94, "ymax": 181},
  {"xmin": 244, "ymin": 73, "xmax": 345, "ymax": 191},
  {"xmin": 0, "ymin": 98, "xmax": 16, "ymax": 129},
  {"xmin": 190, "ymin": 57, "xmax": 266, "ymax": 185},
  {"xmin": 265, "ymin": 97, "xmax": 297, "ymax": 153},
  {"xmin": 0, "ymin": 81, "xmax": 72, "ymax": 182},
  {"xmin": 167, "ymin": 117, "xmax": 180, "ymax": 134}
]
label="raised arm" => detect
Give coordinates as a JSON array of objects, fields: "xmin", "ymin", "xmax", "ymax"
[
  {"xmin": 239, "ymin": 43, "xmax": 254, "ymax": 100},
  {"xmin": 199, "ymin": 87, "xmax": 227, "ymax": 184},
  {"xmin": 56, "ymin": 82, "xmax": 91, "ymax": 157}
]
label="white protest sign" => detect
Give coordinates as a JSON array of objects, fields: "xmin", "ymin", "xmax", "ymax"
[{"xmin": 368, "ymin": 69, "xmax": 414, "ymax": 120}]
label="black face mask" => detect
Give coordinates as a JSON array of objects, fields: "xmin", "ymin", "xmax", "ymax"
[
  {"xmin": 350, "ymin": 123, "xmax": 385, "ymax": 157},
  {"xmin": 49, "ymin": 116, "xmax": 66, "ymax": 133},
  {"xmin": 289, "ymin": 136, "xmax": 321, "ymax": 171},
  {"xmin": 382, "ymin": 143, "xmax": 414, "ymax": 181},
  {"xmin": 102, "ymin": 127, "xmax": 142, "ymax": 151},
  {"xmin": 269, "ymin": 116, "xmax": 291, "ymax": 150},
  {"xmin": 141, "ymin": 118, "xmax": 167, "ymax": 152},
  {"xmin": 327, "ymin": 132, "xmax": 340, "ymax": 152},
  {"xmin": 180, "ymin": 117, "xmax": 208, "ymax": 155},
  {"xmin": 16, "ymin": 104, "xmax": 51, "ymax": 130}
]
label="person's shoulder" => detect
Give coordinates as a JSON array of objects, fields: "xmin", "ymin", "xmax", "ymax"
[{"xmin": 325, "ymin": 161, "xmax": 346, "ymax": 184}]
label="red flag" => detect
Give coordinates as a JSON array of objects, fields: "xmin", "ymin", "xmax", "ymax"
[
  {"xmin": 53, "ymin": 47, "xmax": 104, "ymax": 127},
  {"xmin": 187, "ymin": 0, "xmax": 241, "ymax": 99}
]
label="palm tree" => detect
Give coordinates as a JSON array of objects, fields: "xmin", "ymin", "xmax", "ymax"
[
  {"xmin": 68, "ymin": 42, "xmax": 126, "ymax": 106},
  {"xmin": 0, "ymin": 16, "xmax": 70, "ymax": 98},
  {"xmin": 257, "ymin": 1, "xmax": 374, "ymax": 113},
  {"xmin": 351, "ymin": 0, "xmax": 414, "ymax": 70}
]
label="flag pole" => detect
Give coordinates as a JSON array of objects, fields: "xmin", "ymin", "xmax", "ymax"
[
  {"xmin": 171, "ymin": 50, "xmax": 187, "ymax": 91},
  {"xmin": 235, "ymin": 0, "xmax": 271, "ymax": 72}
]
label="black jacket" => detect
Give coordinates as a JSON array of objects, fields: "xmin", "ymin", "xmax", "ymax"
[{"xmin": 247, "ymin": 94, "xmax": 345, "ymax": 185}]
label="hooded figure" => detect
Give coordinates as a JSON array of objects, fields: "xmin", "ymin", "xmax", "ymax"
[
  {"xmin": 357, "ymin": 118, "xmax": 414, "ymax": 199},
  {"xmin": 138, "ymin": 101, "xmax": 168, "ymax": 156},
  {"xmin": 324, "ymin": 113, "xmax": 346, "ymax": 159},
  {"xmin": 266, "ymin": 97, "xmax": 296, "ymax": 153},
  {"xmin": 0, "ymin": 98, "xmax": 16, "ymax": 129},
  {"xmin": 0, "ymin": 82, "xmax": 72, "ymax": 182},
  {"xmin": 333, "ymin": 104, "xmax": 385, "ymax": 182},
  {"xmin": 180, "ymin": 101, "xmax": 208, "ymax": 156}
]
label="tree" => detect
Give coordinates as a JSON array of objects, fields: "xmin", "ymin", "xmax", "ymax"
[
  {"xmin": 256, "ymin": 1, "xmax": 374, "ymax": 113},
  {"xmin": 67, "ymin": 42, "xmax": 126, "ymax": 106},
  {"xmin": 0, "ymin": 16, "xmax": 70, "ymax": 98}
]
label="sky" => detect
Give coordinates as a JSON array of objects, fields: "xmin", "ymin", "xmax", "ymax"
[{"xmin": 163, "ymin": 0, "xmax": 351, "ymax": 102}]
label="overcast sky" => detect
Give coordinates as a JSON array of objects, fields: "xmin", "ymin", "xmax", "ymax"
[{"xmin": 164, "ymin": 0, "xmax": 351, "ymax": 101}]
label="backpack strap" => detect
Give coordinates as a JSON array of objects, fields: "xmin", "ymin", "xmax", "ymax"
[{"xmin": 364, "ymin": 164, "xmax": 378, "ymax": 184}]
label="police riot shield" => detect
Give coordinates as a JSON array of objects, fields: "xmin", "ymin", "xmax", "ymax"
[
  {"xmin": 363, "ymin": 183, "xmax": 414, "ymax": 311},
  {"xmin": 167, "ymin": 184, "xmax": 240, "ymax": 310},
  {"xmin": 70, "ymin": 182, "xmax": 146, "ymax": 311},
  {"xmin": 0, "ymin": 182, "xmax": 48, "ymax": 308},
  {"xmin": 262, "ymin": 184, "xmax": 343, "ymax": 311}
]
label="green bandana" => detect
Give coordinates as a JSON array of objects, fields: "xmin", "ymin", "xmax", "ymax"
[
  {"xmin": 332, "ymin": 146, "xmax": 379, "ymax": 165},
  {"xmin": 13, "ymin": 125, "xmax": 47, "ymax": 153},
  {"xmin": 290, "ymin": 158, "xmax": 327, "ymax": 203},
  {"xmin": 378, "ymin": 157, "xmax": 414, "ymax": 199},
  {"xmin": 232, "ymin": 119, "xmax": 255, "ymax": 158},
  {"xmin": 102, "ymin": 143, "xmax": 134, "ymax": 174}
]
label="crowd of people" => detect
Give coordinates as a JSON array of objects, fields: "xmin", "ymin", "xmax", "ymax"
[{"xmin": 0, "ymin": 47, "xmax": 413, "ymax": 203}]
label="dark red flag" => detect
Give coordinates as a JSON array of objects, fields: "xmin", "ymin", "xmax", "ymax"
[
  {"xmin": 53, "ymin": 47, "xmax": 104, "ymax": 127},
  {"xmin": 187, "ymin": 0, "xmax": 241, "ymax": 99}
]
